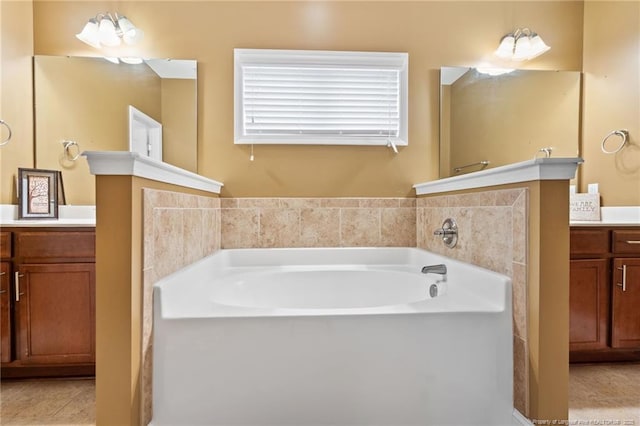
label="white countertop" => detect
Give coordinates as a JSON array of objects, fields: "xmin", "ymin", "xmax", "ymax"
[
  {"xmin": 413, "ymin": 157, "xmax": 583, "ymax": 196},
  {"xmin": 0, "ymin": 205, "xmax": 96, "ymax": 227},
  {"xmin": 570, "ymin": 206, "xmax": 640, "ymax": 227}
]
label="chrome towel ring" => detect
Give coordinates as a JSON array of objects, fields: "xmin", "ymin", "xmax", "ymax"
[
  {"xmin": 0, "ymin": 120, "xmax": 12, "ymax": 147},
  {"xmin": 601, "ymin": 129, "xmax": 629, "ymax": 154},
  {"xmin": 62, "ymin": 140, "xmax": 81, "ymax": 161}
]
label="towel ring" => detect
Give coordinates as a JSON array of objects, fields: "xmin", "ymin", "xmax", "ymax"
[
  {"xmin": 62, "ymin": 140, "xmax": 81, "ymax": 161},
  {"xmin": 601, "ymin": 129, "xmax": 629, "ymax": 154},
  {"xmin": 0, "ymin": 120, "xmax": 12, "ymax": 147}
]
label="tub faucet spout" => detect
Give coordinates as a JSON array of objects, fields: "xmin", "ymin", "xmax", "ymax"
[{"xmin": 421, "ymin": 264, "xmax": 447, "ymax": 275}]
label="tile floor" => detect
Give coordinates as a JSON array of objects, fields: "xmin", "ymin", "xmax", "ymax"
[
  {"xmin": 0, "ymin": 378, "xmax": 94, "ymax": 425},
  {"xmin": 569, "ymin": 363, "xmax": 640, "ymax": 425},
  {"xmin": 0, "ymin": 363, "xmax": 638, "ymax": 425}
]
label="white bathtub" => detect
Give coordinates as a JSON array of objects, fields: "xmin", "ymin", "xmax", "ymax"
[{"xmin": 152, "ymin": 247, "xmax": 515, "ymax": 425}]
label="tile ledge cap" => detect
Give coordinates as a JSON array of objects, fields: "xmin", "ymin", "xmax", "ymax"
[
  {"xmin": 413, "ymin": 157, "xmax": 583, "ymax": 196},
  {"xmin": 83, "ymin": 151, "xmax": 223, "ymax": 194}
]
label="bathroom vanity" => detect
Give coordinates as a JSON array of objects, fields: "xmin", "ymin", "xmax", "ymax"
[
  {"xmin": 0, "ymin": 207, "xmax": 96, "ymax": 378},
  {"xmin": 569, "ymin": 223, "xmax": 640, "ymax": 362}
]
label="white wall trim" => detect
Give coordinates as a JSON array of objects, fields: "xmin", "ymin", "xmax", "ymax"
[{"xmin": 83, "ymin": 151, "xmax": 223, "ymax": 194}]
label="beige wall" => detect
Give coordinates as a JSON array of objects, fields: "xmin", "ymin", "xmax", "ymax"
[
  {"xmin": 34, "ymin": 56, "xmax": 161, "ymax": 205},
  {"xmin": 448, "ymin": 69, "xmax": 581, "ymax": 175},
  {"xmin": 26, "ymin": 1, "xmax": 583, "ymax": 198},
  {"xmin": 161, "ymin": 79, "xmax": 197, "ymax": 173},
  {"xmin": 581, "ymin": 1, "xmax": 640, "ymax": 206},
  {"xmin": 0, "ymin": 1, "xmax": 34, "ymax": 204},
  {"xmin": 6, "ymin": 2, "xmax": 638, "ymax": 206},
  {"xmin": 439, "ymin": 84, "xmax": 452, "ymax": 178}
]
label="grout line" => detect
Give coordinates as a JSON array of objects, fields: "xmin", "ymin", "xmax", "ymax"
[{"xmin": 338, "ymin": 208, "xmax": 343, "ymax": 246}]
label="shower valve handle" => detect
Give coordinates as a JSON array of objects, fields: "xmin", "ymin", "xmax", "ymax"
[{"xmin": 433, "ymin": 218, "xmax": 458, "ymax": 248}]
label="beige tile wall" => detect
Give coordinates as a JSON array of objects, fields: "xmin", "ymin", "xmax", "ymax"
[
  {"xmin": 220, "ymin": 198, "xmax": 417, "ymax": 248},
  {"xmin": 141, "ymin": 189, "xmax": 221, "ymax": 425},
  {"xmin": 416, "ymin": 188, "xmax": 529, "ymax": 416}
]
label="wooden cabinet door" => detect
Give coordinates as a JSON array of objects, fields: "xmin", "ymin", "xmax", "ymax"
[
  {"xmin": 15, "ymin": 263, "xmax": 95, "ymax": 364},
  {"xmin": 0, "ymin": 261, "xmax": 11, "ymax": 363},
  {"xmin": 612, "ymin": 258, "xmax": 640, "ymax": 348},
  {"xmin": 569, "ymin": 259, "xmax": 609, "ymax": 351}
]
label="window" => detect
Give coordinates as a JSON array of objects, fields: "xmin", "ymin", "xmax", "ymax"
[{"xmin": 234, "ymin": 49, "xmax": 408, "ymax": 146}]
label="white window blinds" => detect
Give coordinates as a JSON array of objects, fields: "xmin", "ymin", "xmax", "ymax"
[{"xmin": 234, "ymin": 49, "xmax": 408, "ymax": 146}]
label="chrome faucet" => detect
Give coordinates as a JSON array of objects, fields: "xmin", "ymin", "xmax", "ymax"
[{"xmin": 421, "ymin": 264, "xmax": 447, "ymax": 275}]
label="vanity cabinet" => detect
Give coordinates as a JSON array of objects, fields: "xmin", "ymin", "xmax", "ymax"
[
  {"xmin": 569, "ymin": 258, "xmax": 609, "ymax": 351},
  {"xmin": 0, "ymin": 228, "xmax": 96, "ymax": 377},
  {"xmin": 570, "ymin": 227, "xmax": 640, "ymax": 362},
  {"xmin": 1, "ymin": 231, "xmax": 12, "ymax": 363},
  {"xmin": 611, "ymin": 257, "xmax": 640, "ymax": 348},
  {"xmin": 15, "ymin": 263, "xmax": 95, "ymax": 365}
]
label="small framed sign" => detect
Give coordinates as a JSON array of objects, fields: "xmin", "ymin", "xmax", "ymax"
[
  {"xmin": 570, "ymin": 193, "xmax": 601, "ymax": 221},
  {"xmin": 18, "ymin": 168, "xmax": 59, "ymax": 219},
  {"xmin": 57, "ymin": 171, "xmax": 66, "ymax": 205}
]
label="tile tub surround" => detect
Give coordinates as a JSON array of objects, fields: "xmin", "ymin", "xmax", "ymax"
[
  {"xmin": 220, "ymin": 198, "xmax": 417, "ymax": 249},
  {"xmin": 141, "ymin": 194, "xmax": 533, "ymax": 423},
  {"xmin": 417, "ymin": 188, "xmax": 529, "ymax": 416},
  {"xmin": 141, "ymin": 188, "xmax": 221, "ymax": 425}
]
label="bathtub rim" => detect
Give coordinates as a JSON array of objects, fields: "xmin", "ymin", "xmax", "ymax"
[{"xmin": 153, "ymin": 247, "xmax": 512, "ymax": 320}]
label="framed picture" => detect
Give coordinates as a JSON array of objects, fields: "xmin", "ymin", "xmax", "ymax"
[
  {"xmin": 18, "ymin": 168, "xmax": 59, "ymax": 219},
  {"xmin": 57, "ymin": 171, "xmax": 66, "ymax": 206}
]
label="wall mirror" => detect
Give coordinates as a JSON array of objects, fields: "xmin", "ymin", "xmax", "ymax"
[
  {"xmin": 439, "ymin": 67, "xmax": 581, "ymax": 178},
  {"xmin": 33, "ymin": 55, "xmax": 197, "ymax": 204}
]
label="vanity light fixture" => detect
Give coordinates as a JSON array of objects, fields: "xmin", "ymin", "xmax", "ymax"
[
  {"xmin": 494, "ymin": 28, "xmax": 550, "ymax": 61},
  {"xmin": 103, "ymin": 56, "xmax": 144, "ymax": 65},
  {"xmin": 76, "ymin": 13, "xmax": 144, "ymax": 49}
]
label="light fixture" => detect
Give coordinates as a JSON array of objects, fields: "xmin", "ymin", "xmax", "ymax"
[
  {"xmin": 103, "ymin": 57, "xmax": 144, "ymax": 65},
  {"xmin": 76, "ymin": 12, "xmax": 144, "ymax": 49},
  {"xmin": 494, "ymin": 28, "xmax": 550, "ymax": 61},
  {"xmin": 75, "ymin": 19, "xmax": 101, "ymax": 49},
  {"xmin": 98, "ymin": 16, "xmax": 121, "ymax": 47},
  {"xmin": 118, "ymin": 16, "xmax": 144, "ymax": 45},
  {"xmin": 120, "ymin": 57, "xmax": 143, "ymax": 65}
]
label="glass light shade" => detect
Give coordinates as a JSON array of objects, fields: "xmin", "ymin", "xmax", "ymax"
[
  {"xmin": 123, "ymin": 28, "xmax": 144, "ymax": 45},
  {"xmin": 120, "ymin": 57, "xmax": 143, "ymax": 65},
  {"xmin": 512, "ymin": 36, "xmax": 532, "ymax": 61},
  {"xmin": 117, "ymin": 16, "xmax": 144, "ymax": 45},
  {"xmin": 98, "ymin": 17, "xmax": 121, "ymax": 47},
  {"xmin": 103, "ymin": 57, "xmax": 120, "ymax": 64},
  {"xmin": 528, "ymin": 34, "xmax": 551, "ymax": 59},
  {"xmin": 75, "ymin": 19, "xmax": 101, "ymax": 49},
  {"xmin": 494, "ymin": 35, "xmax": 515, "ymax": 59}
]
